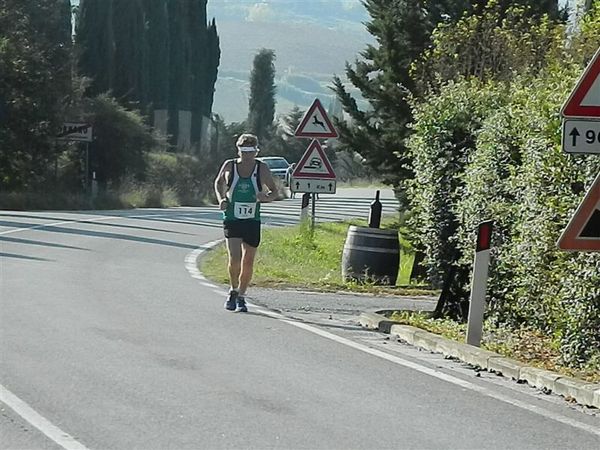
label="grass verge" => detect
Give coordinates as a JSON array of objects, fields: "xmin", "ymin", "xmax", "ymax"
[
  {"xmin": 200, "ymin": 218, "xmax": 434, "ymax": 296},
  {"xmin": 387, "ymin": 311, "xmax": 600, "ymax": 383}
]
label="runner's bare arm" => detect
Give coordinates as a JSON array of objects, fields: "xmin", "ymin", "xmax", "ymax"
[
  {"xmin": 257, "ymin": 162, "xmax": 277, "ymax": 203},
  {"xmin": 214, "ymin": 160, "xmax": 231, "ymax": 209}
]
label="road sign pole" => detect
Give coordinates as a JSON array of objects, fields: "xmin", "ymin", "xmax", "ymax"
[
  {"xmin": 466, "ymin": 220, "xmax": 494, "ymax": 347},
  {"xmin": 85, "ymin": 143, "xmax": 90, "ymax": 193},
  {"xmin": 311, "ymin": 193, "xmax": 316, "ymax": 231}
]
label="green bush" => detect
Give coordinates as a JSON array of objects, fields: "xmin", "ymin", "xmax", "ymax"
[
  {"xmin": 407, "ymin": 8, "xmax": 600, "ymax": 367},
  {"xmin": 407, "ymin": 78, "xmax": 507, "ymax": 292}
]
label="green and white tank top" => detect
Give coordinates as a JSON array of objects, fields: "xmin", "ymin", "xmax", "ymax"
[{"xmin": 223, "ymin": 160, "xmax": 261, "ymax": 222}]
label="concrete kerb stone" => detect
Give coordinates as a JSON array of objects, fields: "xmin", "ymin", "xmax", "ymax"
[
  {"xmin": 594, "ymin": 388, "xmax": 600, "ymax": 409},
  {"xmin": 553, "ymin": 378, "xmax": 600, "ymax": 406},
  {"xmin": 358, "ymin": 312, "xmax": 387, "ymax": 330},
  {"xmin": 358, "ymin": 310, "xmax": 599, "ymax": 409},
  {"xmin": 487, "ymin": 356, "xmax": 525, "ymax": 380},
  {"xmin": 519, "ymin": 366, "xmax": 561, "ymax": 392},
  {"xmin": 389, "ymin": 324, "xmax": 418, "ymax": 343},
  {"xmin": 450, "ymin": 343, "xmax": 499, "ymax": 369},
  {"xmin": 412, "ymin": 329, "xmax": 444, "ymax": 352},
  {"xmin": 358, "ymin": 311, "xmax": 400, "ymax": 333}
]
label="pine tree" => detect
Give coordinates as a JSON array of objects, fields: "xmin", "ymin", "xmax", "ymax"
[
  {"xmin": 332, "ymin": 0, "xmax": 564, "ymax": 193},
  {"xmin": 332, "ymin": 1, "xmax": 461, "ymax": 193},
  {"xmin": 247, "ymin": 49, "xmax": 276, "ymax": 142}
]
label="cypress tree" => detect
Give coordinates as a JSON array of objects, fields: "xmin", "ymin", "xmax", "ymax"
[
  {"xmin": 190, "ymin": 0, "xmax": 208, "ymax": 145},
  {"xmin": 167, "ymin": 0, "xmax": 194, "ymax": 149},
  {"xmin": 144, "ymin": 0, "xmax": 170, "ymax": 134},
  {"xmin": 76, "ymin": 0, "xmax": 115, "ymax": 96},
  {"xmin": 247, "ymin": 49, "xmax": 276, "ymax": 142},
  {"xmin": 205, "ymin": 18, "xmax": 221, "ymax": 118},
  {"xmin": 112, "ymin": 0, "xmax": 148, "ymax": 109}
]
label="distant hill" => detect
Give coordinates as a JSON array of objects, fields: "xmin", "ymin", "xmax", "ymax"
[{"xmin": 209, "ymin": 3, "xmax": 372, "ymax": 123}]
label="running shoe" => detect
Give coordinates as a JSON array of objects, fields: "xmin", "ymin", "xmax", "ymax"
[
  {"xmin": 235, "ymin": 296, "xmax": 248, "ymax": 313},
  {"xmin": 224, "ymin": 290, "xmax": 238, "ymax": 311}
]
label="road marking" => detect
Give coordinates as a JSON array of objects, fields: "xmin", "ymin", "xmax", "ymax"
[
  {"xmin": 0, "ymin": 212, "xmax": 213, "ymax": 449},
  {"xmin": 186, "ymin": 245, "xmax": 600, "ymax": 438},
  {"xmin": 0, "ymin": 385, "xmax": 89, "ymax": 450},
  {"xmin": 0, "ymin": 212, "xmax": 193, "ymax": 236},
  {"xmin": 0, "ymin": 218, "xmax": 111, "ymax": 235},
  {"xmin": 262, "ymin": 310, "xmax": 600, "ymax": 437}
]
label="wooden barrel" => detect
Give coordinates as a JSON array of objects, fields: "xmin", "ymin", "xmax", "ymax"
[{"xmin": 341, "ymin": 226, "xmax": 400, "ymax": 285}]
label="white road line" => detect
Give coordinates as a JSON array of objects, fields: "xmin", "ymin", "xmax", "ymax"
[
  {"xmin": 0, "ymin": 211, "xmax": 216, "ymax": 237},
  {"xmin": 0, "ymin": 385, "xmax": 89, "ymax": 450},
  {"xmin": 186, "ymin": 245, "xmax": 600, "ymax": 438},
  {"xmin": 0, "ymin": 212, "xmax": 216, "ymax": 449},
  {"xmin": 253, "ymin": 307, "xmax": 600, "ymax": 437},
  {"xmin": 0, "ymin": 217, "xmax": 113, "ymax": 235}
]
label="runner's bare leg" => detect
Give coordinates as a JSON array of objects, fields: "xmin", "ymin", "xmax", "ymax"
[
  {"xmin": 238, "ymin": 242, "xmax": 257, "ymax": 296},
  {"xmin": 226, "ymin": 238, "xmax": 242, "ymax": 291}
]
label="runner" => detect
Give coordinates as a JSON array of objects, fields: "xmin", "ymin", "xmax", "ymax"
[{"xmin": 213, "ymin": 133, "xmax": 277, "ymax": 312}]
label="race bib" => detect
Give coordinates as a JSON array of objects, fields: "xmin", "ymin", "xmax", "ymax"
[{"xmin": 234, "ymin": 202, "xmax": 256, "ymax": 219}]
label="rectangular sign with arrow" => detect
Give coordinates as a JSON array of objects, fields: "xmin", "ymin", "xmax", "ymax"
[
  {"xmin": 562, "ymin": 119, "xmax": 600, "ymax": 154},
  {"xmin": 291, "ymin": 177, "xmax": 336, "ymax": 194}
]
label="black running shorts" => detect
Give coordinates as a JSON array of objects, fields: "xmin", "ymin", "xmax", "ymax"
[{"xmin": 223, "ymin": 219, "xmax": 261, "ymax": 248}]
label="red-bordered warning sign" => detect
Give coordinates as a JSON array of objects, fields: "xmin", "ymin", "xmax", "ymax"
[
  {"xmin": 294, "ymin": 98, "xmax": 338, "ymax": 139},
  {"xmin": 561, "ymin": 47, "xmax": 600, "ymax": 118},
  {"xmin": 557, "ymin": 172, "xmax": 600, "ymax": 251},
  {"xmin": 292, "ymin": 140, "xmax": 336, "ymax": 179}
]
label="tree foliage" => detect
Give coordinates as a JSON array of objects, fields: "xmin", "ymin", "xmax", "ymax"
[
  {"xmin": 112, "ymin": 0, "xmax": 148, "ymax": 108},
  {"xmin": 414, "ymin": 3, "xmax": 565, "ymax": 90},
  {"xmin": 333, "ymin": 0, "xmax": 567, "ymax": 192},
  {"xmin": 0, "ymin": 0, "xmax": 73, "ymax": 190},
  {"xmin": 407, "ymin": 6, "xmax": 600, "ymax": 365},
  {"xmin": 76, "ymin": 0, "xmax": 220, "ymax": 149},
  {"xmin": 83, "ymin": 95, "xmax": 163, "ymax": 187},
  {"xmin": 261, "ymin": 106, "xmax": 306, "ymax": 162},
  {"xmin": 331, "ymin": 0, "xmax": 471, "ymax": 195},
  {"xmin": 247, "ymin": 48, "xmax": 277, "ymax": 142}
]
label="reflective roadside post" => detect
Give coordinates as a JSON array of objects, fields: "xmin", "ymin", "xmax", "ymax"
[
  {"xmin": 300, "ymin": 193, "xmax": 310, "ymax": 222},
  {"xmin": 466, "ymin": 220, "xmax": 494, "ymax": 347}
]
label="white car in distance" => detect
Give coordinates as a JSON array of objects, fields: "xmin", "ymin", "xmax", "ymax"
[{"xmin": 258, "ymin": 156, "xmax": 291, "ymax": 184}]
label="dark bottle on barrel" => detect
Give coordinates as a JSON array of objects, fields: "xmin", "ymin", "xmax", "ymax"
[{"xmin": 368, "ymin": 190, "xmax": 382, "ymax": 228}]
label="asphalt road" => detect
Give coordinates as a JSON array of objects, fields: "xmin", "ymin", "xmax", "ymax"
[{"xmin": 1, "ymin": 189, "xmax": 599, "ymax": 449}]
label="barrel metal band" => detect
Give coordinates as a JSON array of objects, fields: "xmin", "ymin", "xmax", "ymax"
[
  {"xmin": 343, "ymin": 245, "xmax": 399, "ymax": 254},
  {"xmin": 351, "ymin": 233, "xmax": 399, "ymax": 240}
]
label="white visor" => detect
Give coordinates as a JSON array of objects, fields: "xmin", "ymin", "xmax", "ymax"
[{"xmin": 238, "ymin": 146, "xmax": 258, "ymax": 152}]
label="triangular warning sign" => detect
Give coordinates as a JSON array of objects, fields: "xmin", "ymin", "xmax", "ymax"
[
  {"xmin": 292, "ymin": 140, "xmax": 336, "ymax": 179},
  {"xmin": 561, "ymin": 47, "xmax": 600, "ymax": 118},
  {"xmin": 294, "ymin": 98, "xmax": 338, "ymax": 138},
  {"xmin": 557, "ymin": 172, "xmax": 600, "ymax": 251}
]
